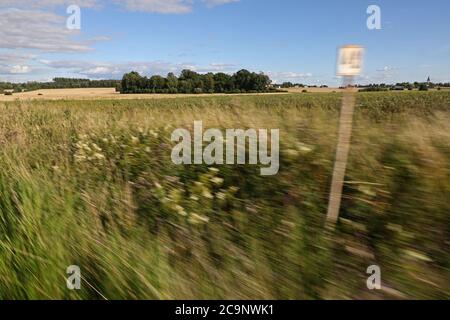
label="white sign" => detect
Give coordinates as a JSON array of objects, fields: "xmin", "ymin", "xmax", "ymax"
[{"xmin": 337, "ymin": 45, "xmax": 364, "ymax": 76}]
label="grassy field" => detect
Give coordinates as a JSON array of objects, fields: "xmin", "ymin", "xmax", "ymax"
[
  {"xmin": 0, "ymin": 87, "xmax": 287, "ymax": 102},
  {"xmin": 0, "ymin": 92, "xmax": 449, "ymax": 299}
]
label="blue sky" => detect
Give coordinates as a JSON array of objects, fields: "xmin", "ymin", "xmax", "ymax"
[{"xmin": 0, "ymin": 0, "xmax": 449, "ymax": 85}]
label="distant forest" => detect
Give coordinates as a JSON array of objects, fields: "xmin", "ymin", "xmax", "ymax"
[
  {"xmin": 2, "ymin": 71, "xmax": 449, "ymax": 95},
  {"xmin": 119, "ymin": 69, "xmax": 275, "ymax": 94},
  {"xmin": 0, "ymin": 78, "xmax": 120, "ymax": 93},
  {"xmin": 357, "ymin": 82, "xmax": 450, "ymax": 92},
  {"xmin": 0, "ymin": 69, "xmax": 277, "ymax": 94}
]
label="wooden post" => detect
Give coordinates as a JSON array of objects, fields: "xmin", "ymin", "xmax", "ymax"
[
  {"xmin": 326, "ymin": 76, "xmax": 355, "ymax": 228},
  {"xmin": 326, "ymin": 45, "xmax": 364, "ymax": 229}
]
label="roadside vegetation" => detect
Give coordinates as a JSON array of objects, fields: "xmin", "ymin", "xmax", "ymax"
[{"xmin": 0, "ymin": 92, "xmax": 448, "ymax": 299}]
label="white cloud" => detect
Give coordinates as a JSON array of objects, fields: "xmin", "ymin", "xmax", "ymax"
[
  {"xmin": 371, "ymin": 66, "xmax": 399, "ymax": 80},
  {"xmin": 195, "ymin": 62, "xmax": 236, "ymax": 73},
  {"xmin": 9, "ymin": 65, "xmax": 32, "ymax": 74},
  {"xmin": 115, "ymin": 0, "xmax": 193, "ymax": 14},
  {"xmin": 0, "ymin": 0, "xmax": 242, "ymax": 80},
  {"xmin": 0, "ymin": 0, "xmax": 99, "ymax": 8},
  {"xmin": 113, "ymin": 0, "xmax": 240, "ymax": 14},
  {"xmin": 0, "ymin": 9, "xmax": 97, "ymax": 52},
  {"xmin": 116, "ymin": 0, "xmax": 241, "ymax": 13},
  {"xmin": 0, "ymin": 0, "xmax": 241, "ymax": 57},
  {"xmin": 0, "ymin": 51, "xmax": 36, "ymax": 76},
  {"xmin": 202, "ymin": 0, "xmax": 240, "ymax": 8},
  {"xmin": 267, "ymin": 71, "xmax": 313, "ymax": 83},
  {"xmin": 0, "ymin": 0, "xmax": 240, "ymax": 13},
  {"xmin": 39, "ymin": 59, "xmax": 239, "ymax": 79},
  {"xmin": 0, "ymin": 51, "xmax": 36, "ymax": 64}
]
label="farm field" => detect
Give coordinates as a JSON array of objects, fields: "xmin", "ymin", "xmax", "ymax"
[
  {"xmin": 0, "ymin": 92, "xmax": 449, "ymax": 299},
  {"xmin": 2, "ymin": 87, "xmax": 448, "ymax": 102},
  {"xmin": 0, "ymin": 87, "xmax": 287, "ymax": 102},
  {"xmin": 286, "ymin": 87, "xmax": 345, "ymax": 93},
  {"xmin": 285, "ymin": 87, "xmax": 450, "ymax": 94}
]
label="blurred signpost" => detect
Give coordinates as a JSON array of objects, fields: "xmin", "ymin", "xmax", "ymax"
[{"xmin": 326, "ymin": 45, "xmax": 364, "ymax": 229}]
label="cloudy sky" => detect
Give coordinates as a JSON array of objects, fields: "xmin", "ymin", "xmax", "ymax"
[{"xmin": 0, "ymin": 0, "xmax": 449, "ymax": 85}]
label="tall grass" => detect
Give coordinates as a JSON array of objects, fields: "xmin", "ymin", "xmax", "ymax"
[{"xmin": 0, "ymin": 92, "xmax": 448, "ymax": 299}]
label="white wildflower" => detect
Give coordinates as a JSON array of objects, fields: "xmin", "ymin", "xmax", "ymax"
[
  {"xmin": 189, "ymin": 213, "xmax": 210, "ymax": 225},
  {"xmin": 210, "ymin": 177, "xmax": 224, "ymax": 186},
  {"xmin": 92, "ymin": 143, "xmax": 102, "ymax": 152},
  {"xmin": 94, "ymin": 153, "xmax": 105, "ymax": 160},
  {"xmin": 131, "ymin": 136, "xmax": 139, "ymax": 144}
]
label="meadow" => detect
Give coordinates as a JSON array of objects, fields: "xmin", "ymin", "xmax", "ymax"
[{"xmin": 0, "ymin": 91, "xmax": 448, "ymax": 299}]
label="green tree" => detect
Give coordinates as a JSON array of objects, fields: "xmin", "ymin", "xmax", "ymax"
[
  {"xmin": 149, "ymin": 75, "xmax": 166, "ymax": 92},
  {"xmin": 178, "ymin": 80, "xmax": 193, "ymax": 93},
  {"xmin": 202, "ymin": 73, "xmax": 215, "ymax": 93},
  {"xmin": 213, "ymin": 73, "xmax": 234, "ymax": 93},
  {"xmin": 166, "ymin": 72, "xmax": 179, "ymax": 93},
  {"xmin": 233, "ymin": 69, "xmax": 253, "ymax": 92},
  {"xmin": 121, "ymin": 71, "xmax": 145, "ymax": 93}
]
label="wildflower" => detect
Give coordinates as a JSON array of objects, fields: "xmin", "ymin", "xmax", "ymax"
[
  {"xmin": 189, "ymin": 213, "xmax": 210, "ymax": 225},
  {"xmin": 202, "ymin": 189, "xmax": 213, "ymax": 199},
  {"xmin": 297, "ymin": 143, "xmax": 313, "ymax": 153},
  {"xmin": 228, "ymin": 186, "xmax": 239, "ymax": 194},
  {"xmin": 94, "ymin": 153, "xmax": 105, "ymax": 160},
  {"xmin": 131, "ymin": 136, "xmax": 139, "ymax": 144},
  {"xmin": 358, "ymin": 186, "xmax": 376, "ymax": 197},
  {"xmin": 82, "ymin": 144, "xmax": 92, "ymax": 152},
  {"xmin": 404, "ymin": 250, "xmax": 432, "ymax": 262},
  {"xmin": 216, "ymin": 192, "xmax": 226, "ymax": 200},
  {"xmin": 74, "ymin": 155, "xmax": 86, "ymax": 162},
  {"xmin": 285, "ymin": 149, "xmax": 299, "ymax": 157},
  {"xmin": 92, "ymin": 143, "xmax": 102, "ymax": 152},
  {"xmin": 210, "ymin": 177, "xmax": 224, "ymax": 186},
  {"xmin": 174, "ymin": 205, "xmax": 187, "ymax": 217}
]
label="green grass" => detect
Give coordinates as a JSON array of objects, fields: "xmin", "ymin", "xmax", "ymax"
[{"xmin": 0, "ymin": 92, "xmax": 449, "ymax": 299}]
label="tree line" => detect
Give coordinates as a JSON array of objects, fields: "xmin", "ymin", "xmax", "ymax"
[
  {"xmin": 119, "ymin": 69, "xmax": 275, "ymax": 94},
  {"xmin": 0, "ymin": 78, "xmax": 120, "ymax": 93},
  {"xmin": 358, "ymin": 82, "xmax": 450, "ymax": 92},
  {"xmin": 3, "ymin": 74, "xmax": 448, "ymax": 95}
]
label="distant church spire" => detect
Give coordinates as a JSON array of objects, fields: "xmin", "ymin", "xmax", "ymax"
[{"xmin": 427, "ymin": 76, "xmax": 431, "ymax": 83}]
